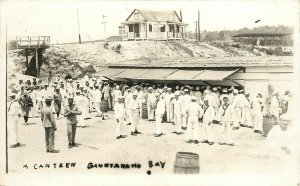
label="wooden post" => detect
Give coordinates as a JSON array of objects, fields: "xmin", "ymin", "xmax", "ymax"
[
  {"xmin": 195, "ymin": 21, "xmax": 198, "ymax": 41},
  {"xmin": 35, "ymin": 48, "xmax": 39, "ymax": 78},
  {"xmin": 25, "ymin": 49, "xmax": 28, "ymax": 69},
  {"xmin": 145, "ymin": 21, "xmax": 148, "ymax": 39},
  {"xmin": 174, "ymin": 23, "xmax": 176, "ymax": 38},
  {"xmin": 198, "ymin": 10, "xmax": 200, "ymax": 42}
]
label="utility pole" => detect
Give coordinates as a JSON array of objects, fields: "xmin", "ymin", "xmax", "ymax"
[
  {"xmin": 194, "ymin": 21, "xmax": 198, "ymax": 42},
  {"xmin": 198, "ymin": 9, "xmax": 200, "ymax": 42},
  {"xmin": 102, "ymin": 15, "xmax": 107, "ymax": 41},
  {"xmin": 76, "ymin": 8, "xmax": 81, "ymax": 44}
]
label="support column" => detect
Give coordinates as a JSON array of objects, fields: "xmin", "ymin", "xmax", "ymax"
[
  {"xmin": 25, "ymin": 49, "xmax": 28, "ymax": 69},
  {"xmin": 35, "ymin": 48, "xmax": 39, "ymax": 78}
]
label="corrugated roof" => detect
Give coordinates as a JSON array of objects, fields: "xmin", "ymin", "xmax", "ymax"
[
  {"xmin": 193, "ymin": 69, "xmax": 240, "ymax": 81},
  {"xmin": 94, "ymin": 68, "xmax": 126, "ymax": 77},
  {"xmin": 94, "ymin": 67, "xmax": 240, "ymax": 82},
  {"xmin": 108, "ymin": 56, "xmax": 293, "ymax": 68},
  {"xmin": 165, "ymin": 70, "xmax": 204, "ymax": 80},
  {"xmin": 113, "ymin": 68, "xmax": 150, "ymax": 78},
  {"xmin": 135, "ymin": 68, "xmax": 178, "ymax": 80}
]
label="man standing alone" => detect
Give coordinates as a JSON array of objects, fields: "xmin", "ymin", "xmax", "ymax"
[
  {"xmin": 8, "ymin": 93, "xmax": 21, "ymax": 148},
  {"xmin": 64, "ymin": 97, "xmax": 82, "ymax": 148},
  {"xmin": 41, "ymin": 97, "xmax": 59, "ymax": 153}
]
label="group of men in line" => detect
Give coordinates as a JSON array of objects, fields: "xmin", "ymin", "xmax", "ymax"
[{"xmin": 7, "ymin": 73, "xmax": 293, "ymax": 152}]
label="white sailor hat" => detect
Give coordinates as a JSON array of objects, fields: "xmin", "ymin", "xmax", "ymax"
[
  {"xmin": 280, "ymin": 113, "xmax": 291, "ymax": 122},
  {"xmin": 148, "ymin": 87, "xmax": 153, "ymax": 90},
  {"xmin": 191, "ymin": 96, "xmax": 197, "ymax": 101},
  {"xmin": 212, "ymin": 87, "xmax": 218, "ymax": 91},
  {"xmin": 233, "ymin": 89, "xmax": 239, "ymax": 94},
  {"xmin": 158, "ymin": 89, "xmax": 163, "ymax": 93},
  {"xmin": 167, "ymin": 88, "xmax": 172, "ymax": 91},
  {"xmin": 204, "ymin": 90, "xmax": 210, "ymax": 94},
  {"xmin": 195, "ymin": 86, "xmax": 200, "ymax": 90},
  {"xmin": 174, "ymin": 91, "xmax": 180, "ymax": 96},
  {"xmin": 239, "ymin": 89, "xmax": 244, "ymax": 93},
  {"xmin": 183, "ymin": 89, "xmax": 189, "ymax": 92},
  {"xmin": 115, "ymin": 85, "xmax": 120, "ymax": 89},
  {"xmin": 222, "ymin": 88, "xmax": 228, "ymax": 93}
]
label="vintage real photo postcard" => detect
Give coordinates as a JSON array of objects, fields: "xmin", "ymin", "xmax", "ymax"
[{"xmin": 0, "ymin": 0, "xmax": 300, "ymax": 185}]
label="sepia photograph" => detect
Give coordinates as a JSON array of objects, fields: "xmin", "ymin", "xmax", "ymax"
[{"xmin": 1, "ymin": 0, "xmax": 300, "ymax": 185}]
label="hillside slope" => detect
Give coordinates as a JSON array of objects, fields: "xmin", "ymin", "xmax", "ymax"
[{"xmin": 8, "ymin": 41, "xmax": 262, "ymax": 78}]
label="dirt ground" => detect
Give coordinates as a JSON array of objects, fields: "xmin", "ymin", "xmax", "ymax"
[{"xmin": 7, "ymin": 110, "xmax": 288, "ymax": 176}]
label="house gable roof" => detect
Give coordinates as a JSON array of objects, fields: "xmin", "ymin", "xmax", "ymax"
[{"xmin": 125, "ymin": 9, "xmax": 182, "ymax": 22}]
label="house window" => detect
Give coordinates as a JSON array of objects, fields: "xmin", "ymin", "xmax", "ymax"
[
  {"xmin": 142, "ymin": 23, "xmax": 146, "ymax": 32},
  {"xmin": 160, "ymin": 25, "xmax": 165, "ymax": 32},
  {"xmin": 129, "ymin": 25, "xmax": 133, "ymax": 32},
  {"xmin": 134, "ymin": 13, "xmax": 139, "ymax": 20},
  {"xmin": 149, "ymin": 24, "xmax": 152, "ymax": 32}
]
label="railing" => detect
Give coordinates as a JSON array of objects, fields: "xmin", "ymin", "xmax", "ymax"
[
  {"xmin": 134, "ymin": 33, "xmax": 140, "ymax": 38},
  {"xmin": 167, "ymin": 32, "xmax": 187, "ymax": 39},
  {"xmin": 16, "ymin": 36, "xmax": 50, "ymax": 49}
]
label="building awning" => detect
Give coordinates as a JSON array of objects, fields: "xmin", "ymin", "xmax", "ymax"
[
  {"xmin": 113, "ymin": 68, "xmax": 151, "ymax": 79},
  {"xmin": 206, "ymin": 80, "xmax": 240, "ymax": 86},
  {"xmin": 95, "ymin": 67, "xmax": 240, "ymax": 83},
  {"xmin": 192, "ymin": 69, "xmax": 240, "ymax": 81},
  {"xmin": 135, "ymin": 68, "xmax": 178, "ymax": 80},
  {"xmin": 94, "ymin": 68, "xmax": 127, "ymax": 78},
  {"xmin": 165, "ymin": 70, "xmax": 205, "ymax": 80}
]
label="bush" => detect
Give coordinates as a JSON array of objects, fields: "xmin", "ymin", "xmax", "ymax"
[
  {"xmin": 115, "ymin": 44, "xmax": 121, "ymax": 53},
  {"xmin": 104, "ymin": 42, "xmax": 109, "ymax": 49}
]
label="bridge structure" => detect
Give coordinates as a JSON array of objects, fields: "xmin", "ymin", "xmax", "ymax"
[{"xmin": 15, "ymin": 36, "xmax": 50, "ymax": 78}]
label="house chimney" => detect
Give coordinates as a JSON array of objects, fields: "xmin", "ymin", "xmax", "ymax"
[{"xmin": 180, "ymin": 10, "xmax": 182, "ymax": 22}]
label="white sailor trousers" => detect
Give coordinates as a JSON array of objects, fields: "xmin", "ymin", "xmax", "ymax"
[
  {"xmin": 233, "ymin": 109, "xmax": 241, "ymax": 127},
  {"xmin": 186, "ymin": 116, "xmax": 199, "ymax": 141},
  {"xmin": 131, "ymin": 110, "xmax": 139, "ymax": 132},
  {"xmin": 116, "ymin": 117, "xmax": 125, "ymax": 137},
  {"xmin": 253, "ymin": 109, "xmax": 263, "ymax": 131},
  {"xmin": 8, "ymin": 115, "xmax": 20, "ymax": 145},
  {"xmin": 181, "ymin": 113, "xmax": 187, "ymax": 128},
  {"xmin": 220, "ymin": 121, "xmax": 233, "ymax": 144},
  {"xmin": 203, "ymin": 119, "xmax": 214, "ymax": 142},
  {"xmin": 242, "ymin": 107, "xmax": 252, "ymax": 126},
  {"xmin": 174, "ymin": 111, "xmax": 182, "ymax": 133},
  {"xmin": 155, "ymin": 113, "xmax": 163, "ymax": 135},
  {"xmin": 147, "ymin": 103, "xmax": 154, "ymax": 120},
  {"xmin": 94, "ymin": 102, "xmax": 102, "ymax": 116}
]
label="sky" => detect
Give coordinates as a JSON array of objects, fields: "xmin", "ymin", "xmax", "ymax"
[{"xmin": 4, "ymin": 0, "xmax": 299, "ymax": 43}]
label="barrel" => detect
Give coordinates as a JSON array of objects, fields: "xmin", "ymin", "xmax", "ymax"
[
  {"xmin": 142, "ymin": 102, "xmax": 148, "ymax": 119},
  {"xmin": 262, "ymin": 116, "xmax": 277, "ymax": 137},
  {"xmin": 174, "ymin": 152, "xmax": 199, "ymax": 174},
  {"xmin": 100, "ymin": 99, "xmax": 109, "ymax": 113}
]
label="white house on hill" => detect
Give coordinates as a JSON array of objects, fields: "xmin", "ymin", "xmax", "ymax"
[{"xmin": 121, "ymin": 9, "xmax": 189, "ymax": 41}]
